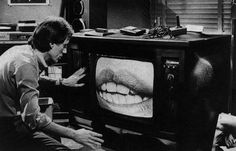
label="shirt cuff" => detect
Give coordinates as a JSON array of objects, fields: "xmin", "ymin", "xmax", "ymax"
[{"xmin": 55, "ymin": 78, "xmax": 63, "ymax": 86}]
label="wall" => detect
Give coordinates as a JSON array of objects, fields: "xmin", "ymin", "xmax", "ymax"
[
  {"xmin": 82, "ymin": 0, "xmax": 151, "ymax": 29},
  {"xmin": 0, "ymin": 0, "xmax": 151, "ymax": 29},
  {"xmin": 107, "ymin": 0, "xmax": 151, "ymax": 29},
  {"xmin": 0, "ymin": 0, "xmax": 62, "ymax": 24}
]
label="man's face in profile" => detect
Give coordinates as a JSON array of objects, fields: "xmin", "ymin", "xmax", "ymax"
[{"xmin": 46, "ymin": 39, "xmax": 69, "ymax": 66}]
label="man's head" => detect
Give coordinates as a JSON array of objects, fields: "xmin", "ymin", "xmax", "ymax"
[{"xmin": 28, "ymin": 16, "xmax": 74, "ymax": 64}]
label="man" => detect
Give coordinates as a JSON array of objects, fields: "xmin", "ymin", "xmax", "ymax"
[{"xmin": 0, "ymin": 16, "xmax": 103, "ymax": 151}]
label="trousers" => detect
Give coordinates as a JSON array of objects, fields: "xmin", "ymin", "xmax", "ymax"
[{"xmin": 0, "ymin": 116, "xmax": 71, "ymax": 151}]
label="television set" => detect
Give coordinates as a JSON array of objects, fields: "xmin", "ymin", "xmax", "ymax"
[{"xmin": 66, "ymin": 32, "xmax": 231, "ymax": 151}]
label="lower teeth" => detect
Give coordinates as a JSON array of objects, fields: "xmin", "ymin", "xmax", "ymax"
[{"xmin": 98, "ymin": 91, "xmax": 144, "ymax": 105}]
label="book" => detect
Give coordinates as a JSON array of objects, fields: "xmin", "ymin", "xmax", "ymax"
[
  {"xmin": 84, "ymin": 30, "xmax": 114, "ymax": 37},
  {"xmin": 120, "ymin": 26, "xmax": 146, "ymax": 36}
]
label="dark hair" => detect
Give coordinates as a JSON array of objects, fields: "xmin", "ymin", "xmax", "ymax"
[{"xmin": 28, "ymin": 16, "xmax": 74, "ymax": 52}]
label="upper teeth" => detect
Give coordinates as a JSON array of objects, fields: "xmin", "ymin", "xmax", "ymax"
[
  {"xmin": 98, "ymin": 82, "xmax": 150, "ymax": 105},
  {"xmin": 101, "ymin": 82, "xmax": 133, "ymax": 95}
]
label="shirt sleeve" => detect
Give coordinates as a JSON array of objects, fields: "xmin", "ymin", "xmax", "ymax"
[
  {"xmin": 15, "ymin": 63, "xmax": 52, "ymax": 130},
  {"xmin": 39, "ymin": 75, "xmax": 62, "ymax": 86}
]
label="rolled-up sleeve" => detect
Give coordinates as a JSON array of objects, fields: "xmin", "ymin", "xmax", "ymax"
[{"xmin": 15, "ymin": 63, "xmax": 51, "ymax": 130}]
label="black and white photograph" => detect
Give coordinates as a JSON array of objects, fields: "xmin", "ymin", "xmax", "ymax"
[{"xmin": 0, "ymin": 0, "xmax": 235, "ymax": 151}]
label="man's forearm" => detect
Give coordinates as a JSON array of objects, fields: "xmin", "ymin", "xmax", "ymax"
[{"xmin": 42, "ymin": 122, "xmax": 76, "ymax": 139}]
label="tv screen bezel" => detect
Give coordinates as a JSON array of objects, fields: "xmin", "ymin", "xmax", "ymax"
[
  {"xmin": 86, "ymin": 48, "xmax": 184, "ymax": 139},
  {"xmin": 69, "ymin": 40, "xmax": 186, "ymax": 139},
  {"xmin": 89, "ymin": 52, "xmax": 159, "ymax": 135}
]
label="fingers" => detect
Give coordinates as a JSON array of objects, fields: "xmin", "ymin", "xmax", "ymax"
[
  {"xmin": 87, "ymin": 132, "xmax": 104, "ymax": 149},
  {"xmin": 71, "ymin": 73, "xmax": 85, "ymax": 80},
  {"xmin": 74, "ymin": 129, "xmax": 104, "ymax": 150},
  {"xmin": 62, "ymin": 81, "xmax": 85, "ymax": 87},
  {"xmin": 90, "ymin": 131, "xmax": 103, "ymax": 138},
  {"xmin": 81, "ymin": 136, "xmax": 103, "ymax": 150},
  {"xmin": 88, "ymin": 139, "xmax": 102, "ymax": 146},
  {"xmin": 63, "ymin": 73, "xmax": 85, "ymax": 87},
  {"xmin": 86, "ymin": 139, "xmax": 103, "ymax": 150},
  {"xmin": 90, "ymin": 136, "xmax": 104, "ymax": 144},
  {"xmin": 73, "ymin": 83, "xmax": 85, "ymax": 87},
  {"xmin": 76, "ymin": 73, "xmax": 86, "ymax": 80},
  {"xmin": 74, "ymin": 68, "xmax": 85, "ymax": 75},
  {"xmin": 85, "ymin": 142, "xmax": 101, "ymax": 150},
  {"xmin": 73, "ymin": 67, "xmax": 86, "ymax": 76},
  {"xmin": 89, "ymin": 131, "xmax": 104, "ymax": 143},
  {"xmin": 70, "ymin": 74, "xmax": 85, "ymax": 82}
]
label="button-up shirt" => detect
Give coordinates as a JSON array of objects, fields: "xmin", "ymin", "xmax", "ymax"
[{"xmin": 0, "ymin": 45, "xmax": 51, "ymax": 130}]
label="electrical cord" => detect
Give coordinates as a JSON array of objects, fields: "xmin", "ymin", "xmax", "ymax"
[{"xmin": 143, "ymin": 26, "xmax": 173, "ymax": 39}]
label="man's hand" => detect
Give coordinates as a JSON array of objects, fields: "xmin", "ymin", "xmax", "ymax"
[
  {"xmin": 62, "ymin": 67, "xmax": 86, "ymax": 87},
  {"xmin": 72, "ymin": 128, "xmax": 104, "ymax": 150}
]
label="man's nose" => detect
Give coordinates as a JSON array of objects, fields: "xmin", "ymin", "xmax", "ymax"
[{"xmin": 62, "ymin": 48, "xmax": 67, "ymax": 54}]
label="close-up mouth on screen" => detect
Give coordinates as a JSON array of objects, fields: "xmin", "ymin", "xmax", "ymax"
[{"xmin": 95, "ymin": 57, "xmax": 154, "ymax": 118}]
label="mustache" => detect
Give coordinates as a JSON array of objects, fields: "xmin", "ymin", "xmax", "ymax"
[{"xmin": 96, "ymin": 68, "xmax": 153, "ymax": 96}]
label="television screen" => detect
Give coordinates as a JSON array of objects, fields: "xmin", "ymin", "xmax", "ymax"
[{"xmin": 95, "ymin": 56, "xmax": 154, "ymax": 118}]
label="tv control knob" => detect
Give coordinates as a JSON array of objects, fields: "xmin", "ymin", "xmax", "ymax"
[{"xmin": 167, "ymin": 73, "xmax": 175, "ymax": 81}]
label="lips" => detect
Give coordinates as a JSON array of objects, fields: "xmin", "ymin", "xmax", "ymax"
[
  {"xmin": 96, "ymin": 69, "xmax": 153, "ymax": 95},
  {"xmin": 96, "ymin": 68, "xmax": 153, "ymax": 118}
]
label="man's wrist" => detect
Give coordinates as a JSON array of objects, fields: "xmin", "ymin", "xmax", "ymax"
[
  {"xmin": 67, "ymin": 128, "xmax": 77, "ymax": 140},
  {"xmin": 55, "ymin": 78, "xmax": 64, "ymax": 85}
]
